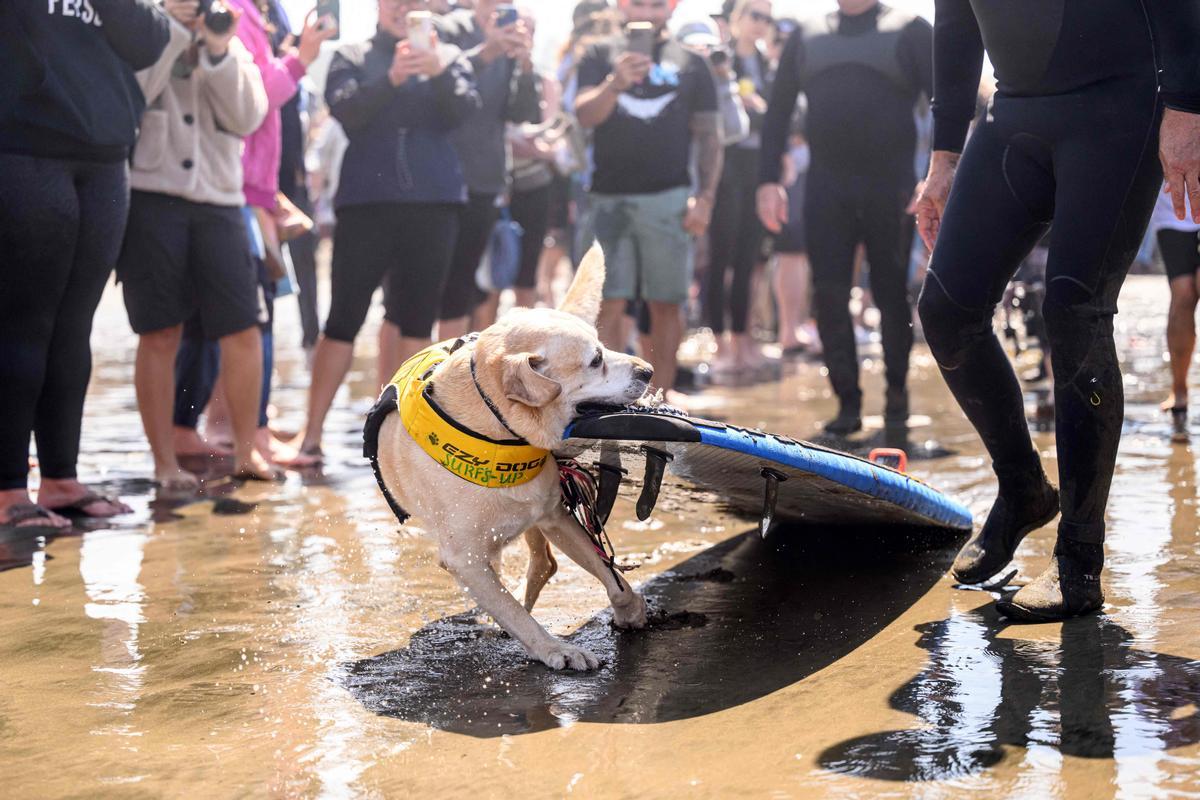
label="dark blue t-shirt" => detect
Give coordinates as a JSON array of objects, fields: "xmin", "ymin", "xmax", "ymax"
[{"xmin": 577, "ymin": 38, "xmax": 718, "ymax": 196}]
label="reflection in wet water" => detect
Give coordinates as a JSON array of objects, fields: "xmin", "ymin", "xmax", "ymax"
[
  {"xmin": 344, "ymin": 525, "xmax": 961, "ymax": 737},
  {"xmin": 819, "ymin": 611, "xmax": 1200, "ymax": 781}
]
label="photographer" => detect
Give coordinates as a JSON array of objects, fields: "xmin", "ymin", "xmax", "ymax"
[
  {"xmin": 293, "ymin": 0, "xmax": 481, "ymax": 461},
  {"xmin": 115, "ymin": 0, "xmax": 272, "ymax": 489},
  {"xmin": 0, "ymin": 0, "xmax": 169, "ymax": 528}
]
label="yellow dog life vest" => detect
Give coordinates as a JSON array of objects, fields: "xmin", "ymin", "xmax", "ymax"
[{"xmin": 373, "ymin": 338, "xmax": 550, "ymax": 489}]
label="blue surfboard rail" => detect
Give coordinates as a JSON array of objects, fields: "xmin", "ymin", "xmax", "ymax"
[{"xmin": 563, "ymin": 409, "xmax": 974, "ymax": 531}]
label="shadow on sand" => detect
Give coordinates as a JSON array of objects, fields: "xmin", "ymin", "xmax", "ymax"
[
  {"xmin": 342, "ymin": 524, "xmax": 962, "ymax": 737},
  {"xmin": 818, "ymin": 609, "xmax": 1200, "ymax": 780}
]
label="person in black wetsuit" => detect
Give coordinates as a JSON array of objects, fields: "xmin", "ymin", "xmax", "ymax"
[
  {"xmin": 912, "ymin": 0, "xmax": 1200, "ymax": 621},
  {"xmin": 757, "ymin": 0, "xmax": 932, "ymax": 437}
]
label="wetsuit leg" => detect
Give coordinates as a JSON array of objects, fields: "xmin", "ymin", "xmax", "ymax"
[
  {"xmin": 861, "ymin": 180, "xmax": 916, "ymax": 393},
  {"xmin": 705, "ymin": 148, "xmax": 743, "ymax": 334},
  {"xmin": 33, "ymin": 160, "xmax": 130, "ymax": 482},
  {"xmin": 917, "ymin": 117, "xmax": 1053, "ymax": 471},
  {"xmin": 0, "ymin": 154, "xmax": 84, "ymax": 489},
  {"xmin": 1039, "ymin": 85, "xmax": 1162, "ymax": 545},
  {"xmin": 729, "ymin": 149, "xmax": 764, "ymax": 335},
  {"xmin": 805, "ymin": 166, "xmax": 864, "ymax": 411}
]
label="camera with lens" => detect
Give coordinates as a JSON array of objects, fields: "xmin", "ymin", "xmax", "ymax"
[
  {"xmin": 709, "ymin": 46, "xmax": 731, "ymax": 68},
  {"xmin": 196, "ymin": 0, "xmax": 234, "ymax": 34}
]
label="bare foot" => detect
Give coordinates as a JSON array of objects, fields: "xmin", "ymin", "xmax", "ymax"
[
  {"xmin": 255, "ymin": 428, "xmax": 321, "ymax": 468},
  {"xmin": 37, "ymin": 479, "xmax": 132, "ymax": 518},
  {"xmin": 155, "ymin": 467, "xmax": 200, "ymax": 494},
  {"xmin": 234, "ymin": 449, "xmax": 283, "ymax": 482},
  {"xmin": 173, "ymin": 426, "xmax": 233, "ymax": 457},
  {"xmin": 1161, "ymin": 394, "xmax": 1188, "ymax": 411}
]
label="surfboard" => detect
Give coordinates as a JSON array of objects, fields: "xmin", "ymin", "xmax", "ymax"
[{"xmin": 560, "ymin": 407, "xmax": 973, "ymax": 535}]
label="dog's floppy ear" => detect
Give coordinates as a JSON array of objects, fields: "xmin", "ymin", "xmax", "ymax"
[
  {"xmin": 503, "ymin": 353, "xmax": 563, "ymax": 408},
  {"xmin": 557, "ymin": 244, "xmax": 605, "ymax": 326}
]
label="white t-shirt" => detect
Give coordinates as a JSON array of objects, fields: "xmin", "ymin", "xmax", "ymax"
[{"xmin": 1151, "ymin": 184, "xmax": 1200, "ymax": 234}]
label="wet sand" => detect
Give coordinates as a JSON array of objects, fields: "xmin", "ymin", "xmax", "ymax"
[{"xmin": 1, "ymin": 275, "xmax": 1198, "ymax": 798}]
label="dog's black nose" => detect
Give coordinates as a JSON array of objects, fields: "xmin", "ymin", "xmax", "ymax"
[{"xmin": 633, "ymin": 365, "xmax": 654, "ymax": 382}]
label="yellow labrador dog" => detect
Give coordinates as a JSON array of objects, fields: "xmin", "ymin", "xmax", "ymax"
[{"xmin": 373, "ymin": 247, "xmax": 651, "ymax": 670}]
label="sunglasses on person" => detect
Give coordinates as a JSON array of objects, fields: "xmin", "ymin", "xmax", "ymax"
[{"xmin": 746, "ymin": 9, "xmax": 773, "ymax": 24}]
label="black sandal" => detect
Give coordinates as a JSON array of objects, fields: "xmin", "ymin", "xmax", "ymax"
[
  {"xmin": 45, "ymin": 492, "xmax": 126, "ymax": 518},
  {"xmin": 1, "ymin": 503, "xmax": 70, "ymax": 530}
]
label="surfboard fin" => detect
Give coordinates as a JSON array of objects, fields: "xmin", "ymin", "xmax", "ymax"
[
  {"xmin": 596, "ymin": 443, "xmax": 626, "ymax": 525},
  {"xmin": 760, "ymin": 468, "xmax": 788, "ymax": 538},
  {"xmin": 636, "ymin": 446, "xmax": 673, "ymax": 521}
]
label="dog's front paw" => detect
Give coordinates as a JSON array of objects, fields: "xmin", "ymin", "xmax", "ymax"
[
  {"xmin": 611, "ymin": 591, "xmax": 648, "ymax": 629},
  {"xmin": 535, "ymin": 639, "xmax": 600, "ymax": 671}
]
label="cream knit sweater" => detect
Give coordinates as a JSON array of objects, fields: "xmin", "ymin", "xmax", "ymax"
[{"xmin": 130, "ymin": 18, "xmax": 267, "ymax": 207}]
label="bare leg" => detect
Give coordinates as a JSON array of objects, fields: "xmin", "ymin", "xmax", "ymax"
[
  {"xmin": 646, "ymin": 301, "xmax": 684, "ymax": 398},
  {"xmin": 596, "ymin": 298, "xmax": 627, "ymax": 352},
  {"xmin": 439, "ymin": 540, "xmax": 599, "ymax": 670},
  {"xmin": 437, "ymin": 316, "xmax": 470, "ymax": 341},
  {"xmin": 537, "ymin": 509, "xmax": 646, "ymax": 628},
  {"xmin": 377, "ymin": 321, "xmax": 400, "ymax": 392},
  {"xmin": 1163, "ymin": 273, "xmax": 1198, "ymax": 409},
  {"xmin": 135, "ymin": 325, "xmax": 198, "ymax": 490},
  {"xmin": 774, "ymin": 252, "xmax": 812, "ymax": 349},
  {"xmin": 218, "ymin": 326, "xmax": 276, "ymax": 480},
  {"xmin": 298, "ymin": 335, "xmax": 355, "ymax": 454},
  {"xmin": 521, "ymin": 526, "xmax": 558, "ymax": 612},
  {"xmin": 474, "ymin": 292, "xmax": 500, "ymax": 328}
]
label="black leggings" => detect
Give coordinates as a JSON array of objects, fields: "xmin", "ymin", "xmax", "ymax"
[
  {"xmin": 805, "ymin": 165, "xmax": 915, "ymax": 408},
  {"xmin": 326, "ymin": 203, "xmax": 459, "ymax": 342},
  {"xmin": 438, "ymin": 192, "xmax": 497, "ymax": 320},
  {"xmin": 918, "ymin": 78, "xmax": 1162, "ymax": 545},
  {"xmin": 0, "ymin": 153, "xmax": 129, "ymax": 490},
  {"xmin": 706, "ymin": 146, "xmax": 764, "ymax": 334}
]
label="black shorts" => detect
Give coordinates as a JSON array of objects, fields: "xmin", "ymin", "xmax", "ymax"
[
  {"xmin": 1158, "ymin": 228, "xmax": 1200, "ymax": 281},
  {"xmin": 116, "ymin": 192, "xmax": 259, "ymax": 338},
  {"xmin": 509, "ymin": 183, "xmax": 551, "ymax": 289},
  {"xmin": 547, "ymin": 173, "xmax": 571, "ymax": 233},
  {"xmin": 439, "ymin": 192, "xmax": 499, "ymax": 319},
  {"xmin": 773, "ymin": 173, "xmax": 807, "ymax": 254},
  {"xmin": 325, "ymin": 202, "xmax": 459, "ymax": 342}
]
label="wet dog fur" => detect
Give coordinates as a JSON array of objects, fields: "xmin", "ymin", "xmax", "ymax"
[{"xmin": 375, "ymin": 246, "xmax": 652, "ymax": 670}]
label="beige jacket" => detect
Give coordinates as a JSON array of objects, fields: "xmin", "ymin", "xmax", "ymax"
[{"xmin": 130, "ymin": 18, "xmax": 267, "ymax": 206}]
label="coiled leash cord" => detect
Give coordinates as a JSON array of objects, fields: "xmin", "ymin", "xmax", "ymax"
[{"xmin": 557, "ymin": 459, "xmax": 634, "ymax": 589}]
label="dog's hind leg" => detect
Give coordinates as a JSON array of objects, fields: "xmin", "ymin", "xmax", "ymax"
[
  {"xmin": 537, "ymin": 510, "xmax": 647, "ymax": 630},
  {"xmin": 521, "ymin": 527, "xmax": 558, "ymax": 612},
  {"xmin": 439, "ymin": 542, "xmax": 599, "ymax": 671}
]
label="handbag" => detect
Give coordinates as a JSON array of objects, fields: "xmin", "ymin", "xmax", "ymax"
[{"xmin": 475, "ymin": 207, "xmax": 524, "ymax": 292}]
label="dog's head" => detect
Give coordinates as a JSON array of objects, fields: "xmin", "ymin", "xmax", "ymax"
[{"xmin": 474, "ymin": 245, "xmax": 654, "ymax": 449}]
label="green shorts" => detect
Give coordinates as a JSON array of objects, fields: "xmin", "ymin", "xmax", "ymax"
[{"xmin": 588, "ymin": 186, "xmax": 693, "ymax": 304}]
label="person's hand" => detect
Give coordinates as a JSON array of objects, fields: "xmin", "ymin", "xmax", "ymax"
[
  {"xmin": 743, "ymin": 91, "xmax": 768, "ymax": 116},
  {"xmin": 164, "ymin": 0, "xmax": 199, "ymax": 26},
  {"xmin": 609, "ymin": 52, "xmax": 651, "ymax": 91},
  {"xmin": 912, "ymin": 150, "xmax": 959, "ymax": 251},
  {"xmin": 504, "ymin": 21, "xmax": 533, "ymax": 63},
  {"xmin": 756, "ymin": 182, "xmax": 788, "ymax": 233},
  {"xmin": 389, "ymin": 36, "xmax": 446, "ymax": 85},
  {"xmin": 1160, "ymin": 107, "xmax": 1200, "ymax": 223},
  {"xmin": 683, "ymin": 195, "xmax": 713, "ymax": 236},
  {"xmin": 201, "ymin": 3, "xmax": 241, "ymax": 58},
  {"xmin": 289, "ymin": 9, "xmax": 338, "ymax": 67}
]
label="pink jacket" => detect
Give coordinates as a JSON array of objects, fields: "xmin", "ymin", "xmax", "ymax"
[{"xmin": 229, "ymin": 0, "xmax": 305, "ymax": 209}]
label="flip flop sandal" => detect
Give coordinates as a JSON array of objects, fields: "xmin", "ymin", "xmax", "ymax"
[
  {"xmin": 46, "ymin": 492, "xmax": 125, "ymax": 518},
  {"xmin": 2, "ymin": 503, "xmax": 69, "ymax": 530}
]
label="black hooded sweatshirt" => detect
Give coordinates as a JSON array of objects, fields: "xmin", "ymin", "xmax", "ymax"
[{"xmin": 0, "ymin": 0, "xmax": 170, "ymax": 162}]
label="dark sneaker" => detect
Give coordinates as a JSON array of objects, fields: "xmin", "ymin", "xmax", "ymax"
[
  {"xmin": 997, "ymin": 541, "xmax": 1104, "ymax": 622},
  {"xmin": 952, "ymin": 476, "xmax": 1059, "ymax": 585}
]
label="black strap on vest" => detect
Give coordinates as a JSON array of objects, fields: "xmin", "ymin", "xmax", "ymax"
[{"xmin": 363, "ymin": 382, "xmax": 410, "ymax": 524}]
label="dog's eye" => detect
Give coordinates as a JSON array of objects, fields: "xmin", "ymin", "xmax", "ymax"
[{"xmin": 590, "ymin": 352, "xmax": 603, "ymax": 369}]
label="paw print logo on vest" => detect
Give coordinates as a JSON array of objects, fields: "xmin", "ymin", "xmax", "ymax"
[{"xmin": 428, "ymin": 432, "xmax": 440, "ymax": 447}]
